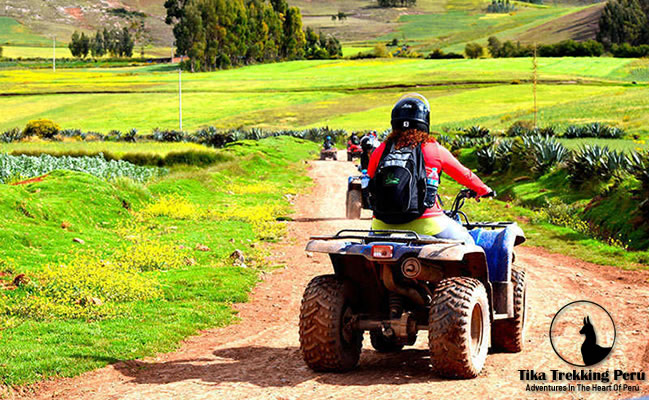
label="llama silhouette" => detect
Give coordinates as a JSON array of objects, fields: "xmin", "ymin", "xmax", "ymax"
[{"xmin": 580, "ymin": 316, "xmax": 612, "ymax": 366}]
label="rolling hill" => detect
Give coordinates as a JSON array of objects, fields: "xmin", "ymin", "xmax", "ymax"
[{"xmin": 0, "ymin": 0, "xmax": 605, "ymax": 52}]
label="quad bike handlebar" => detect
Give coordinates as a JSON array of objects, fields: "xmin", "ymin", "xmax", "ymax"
[{"xmin": 447, "ymin": 189, "xmax": 499, "ymax": 227}]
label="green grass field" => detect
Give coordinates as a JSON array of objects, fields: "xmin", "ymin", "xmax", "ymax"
[
  {"xmin": 0, "ymin": 136, "xmax": 318, "ymax": 386},
  {"xmin": 0, "ymin": 58, "xmax": 647, "ymax": 137}
]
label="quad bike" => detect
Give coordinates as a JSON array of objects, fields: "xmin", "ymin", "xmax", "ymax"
[
  {"xmin": 320, "ymin": 148, "xmax": 338, "ymax": 160},
  {"xmin": 347, "ymin": 143, "xmax": 362, "ymax": 162},
  {"xmin": 299, "ymin": 189, "xmax": 527, "ymax": 379},
  {"xmin": 345, "ymin": 175, "xmax": 370, "ymax": 219}
]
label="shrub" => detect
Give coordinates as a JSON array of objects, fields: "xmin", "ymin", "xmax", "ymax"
[
  {"xmin": 465, "ymin": 42, "xmax": 484, "ymax": 59},
  {"xmin": 537, "ymin": 40, "xmax": 604, "ymax": 57},
  {"xmin": 610, "ymin": 43, "xmax": 649, "ymax": 58},
  {"xmin": 426, "ymin": 49, "xmax": 464, "ymax": 59},
  {"xmin": 24, "ymin": 119, "xmax": 61, "ymax": 139}
]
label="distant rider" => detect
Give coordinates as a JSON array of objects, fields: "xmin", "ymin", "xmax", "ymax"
[
  {"xmin": 359, "ymin": 131, "xmax": 378, "ymax": 170},
  {"xmin": 323, "ymin": 135, "xmax": 335, "ymax": 150},
  {"xmin": 349, "ymin": 133, "xmax": 360, "ymax": 146},
  {"xmin": 367, "ymin": 94, "xmax": 493, "ymax": 243}
]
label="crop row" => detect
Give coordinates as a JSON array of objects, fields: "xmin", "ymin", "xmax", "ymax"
[{"xmin": 0, "ymin": 153, "xmax": 162, "ymax": 184}]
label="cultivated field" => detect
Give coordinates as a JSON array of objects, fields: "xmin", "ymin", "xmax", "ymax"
[{"xmin": 0, "ymin": 58, "xmax": 647, "ymax": 136}]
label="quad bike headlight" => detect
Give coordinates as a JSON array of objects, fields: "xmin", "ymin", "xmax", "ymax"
[{"xmin": 372, "ymin": 245, "xmax": 393, "ymax": 259}]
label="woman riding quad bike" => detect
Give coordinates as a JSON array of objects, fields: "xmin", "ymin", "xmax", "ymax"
[
  {"xmin": 300, "ymin": 94, "xmax": 527, "ymax": 379},
  {"xmin": 367, "ymin": 94, "xmax": 494, "ymax": 242}
]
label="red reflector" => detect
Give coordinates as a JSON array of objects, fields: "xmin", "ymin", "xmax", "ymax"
[{"xmin": 372, "ymin": 245, "xmax": 393, "ymax": 259}]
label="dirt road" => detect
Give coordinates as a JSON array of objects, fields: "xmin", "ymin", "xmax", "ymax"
[{"xmin": 22, "ymin": 152, "xmax": 649, "ymax": 400}]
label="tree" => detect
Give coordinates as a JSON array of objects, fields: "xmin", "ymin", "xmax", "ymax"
[
  {"xmin": 337, "ymin": 11, "xmax": 347, "ymax": 22},
  {"xmin": 68, "ymin": 31, "xmax": 90, "ymax": 58},
  {"xmin": 130, "ymin": 19, "xmax": 152, "ymax": 58},
  {"xmin": 91, "ymin": 31, "xmax": 105, "ymax": 58},
  {"xmin": 119, "ymin": 27, "xmax": 135, "ymax": 57},
  {"xmin": 0, "ymin": 45, "xmax": 3, "ymax": 58},
  {"xmin": 465, "ymin": 42, "xmax": 483, "ymax": 59},
  {"xmin": 598, "ymin": 0, "xmax": 648, "ymax": 46},
  {"xmin": 487, "ymin": 36, "xmax": 501, "ymax": 57}
]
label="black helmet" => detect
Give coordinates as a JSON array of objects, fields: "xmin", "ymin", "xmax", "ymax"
[{"xmin": 391, "ymin": 93, "xmax": 430, "ymax": 133}]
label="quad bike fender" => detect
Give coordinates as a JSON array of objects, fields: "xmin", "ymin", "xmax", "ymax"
[
  {"xmin": 469, "ymin": 224, "xmax": 525, "ymax": 317},
  {"xmin": 468, "ymin": 224, "xmax": 525, "ymax": 283},
  {"xmin": 418, "ymin": 242, "xmax": 491, "ymax": 283}
]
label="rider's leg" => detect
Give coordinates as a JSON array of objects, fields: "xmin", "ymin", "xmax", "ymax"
[
  {"xmin": 433, "ymin": 214, "xmax": 475, "ymax": 244},
  {"xmin": 371, "ymin": 215, "xmax": 474, "ymax": 244}
]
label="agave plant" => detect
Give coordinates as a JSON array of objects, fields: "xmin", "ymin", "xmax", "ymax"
[
  {"xmin": 476, "ymin": 146, "xmax": 497, "ymax": 174},
  {"xmin": 587, "ymin": 123, "xmax": 609, "ymax": 138},
  {"xmin": 494, "ymin": 139, "xmax": 513, "ymax": 172},
  {"xmin": 463, "ymin": 125, "xmax": 490, "ymax": 138},
  {"xmin": 567, "ymin": 145, "xmax": 626, "ymax": 186},
  {"xmin": 563, "ymin": 125, "xmax": 587, "ymax": 138},
  {"xmin": 436, "ymin": 134, "xmax": 451, "ymax": 145},
  {"xmin": 123, "ymin": 128, "xmax": 138, "ymax": 143},
  {"xmin": 451, "ymin": 136, "xmax": 474, "ymax": 151},
  {"xmin": 0, "ymin": 128, "xmax": 24, "ymax": 143},
  {"xmin": 531, "ymin": 139, "xmax": 568, "ymax": 175}
]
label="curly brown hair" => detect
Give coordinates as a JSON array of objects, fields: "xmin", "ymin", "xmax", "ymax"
[{"xmin": 386, "ymin": 129, "xmax": 433, "ymax": 149}]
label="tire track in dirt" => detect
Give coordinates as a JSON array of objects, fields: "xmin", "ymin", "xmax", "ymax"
[{"xmin": 18, "ymin": 151, "xmax": 649, "ymax": 400}]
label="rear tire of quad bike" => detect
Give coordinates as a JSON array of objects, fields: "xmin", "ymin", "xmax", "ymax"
[
  {"xmin": 299, "ymin": 275, "xmax": 362, "ymax": 372},
  {"xmin": 370, "ymin": 330, "xmax": 405, "ymax": 353},
  {"xmin": 333, "ymin": 152, "xmax": 338, "ymax": 161},
  {"xmin": 491, "ymin": 268, "xmax": 527, "ymax": 353},
  {"xmin": 347, "ymin": 153, "xmax": 353, "ymax": 162},
  {"xmin": 346, "ymin": 189, "xmax": 362, "ymax": 220},
  {"xmin": 429, "ymin": 277, "xmax": 490, "ymax": 379}
]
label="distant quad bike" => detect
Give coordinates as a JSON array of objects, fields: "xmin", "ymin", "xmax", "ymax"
[
  {"xmin": 347, "ymin": 143, "xmax": 362, "ymax": 162},
  {"xmin": 320, "ymin": 148, "xmax": 338, "ymax": 161},
  {"xmin": 345, "ymin": 175, "xmax": 370, "ymax": 220},
  {"xmin": 299, "ymin": 189, "xmax": 527, "ymax": 379}
]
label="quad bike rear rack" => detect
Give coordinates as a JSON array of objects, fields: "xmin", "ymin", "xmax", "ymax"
[{"xmin": 309, "ymin": 229, "xmax": 463, "ymax": 245}]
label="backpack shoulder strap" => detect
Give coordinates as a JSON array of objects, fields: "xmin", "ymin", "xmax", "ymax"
[{"xmin": 378, "ymin": 140, "xmax": 393, "ymax": 165}]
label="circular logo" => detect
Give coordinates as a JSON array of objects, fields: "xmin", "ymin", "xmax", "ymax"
[{"xmin": 549, "ymin": 300, "xmax": 616, "ymax": 367}]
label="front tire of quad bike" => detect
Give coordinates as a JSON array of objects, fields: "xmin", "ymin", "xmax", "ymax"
[
  {"xmin": 346, "ymin": 189, "xmax": 362, "ymax": 220},
  {"xmin": 333, "ymin": 152, "xmax": 338, "ymax": 161},
  {"xmin": 347, "ymin": 153, "xmax": 353, "ymax": 162},
  {"xmin": 370, "ymin": 330, "xmax": 405, "ymax": 353},
  {"xmin": 320, "ymin": 152, "xmax": 326, "ymax": 160},
  {"xmin": 429, "ymin": 277, "xmax": 490, "ymax": 379},
  {"xmin": 491, "ymin": 268, "xmax": 527, "ymax": 353},
  {"xmin": 299, "ymin": 275, "xmax": 362, "ymax": 372}
]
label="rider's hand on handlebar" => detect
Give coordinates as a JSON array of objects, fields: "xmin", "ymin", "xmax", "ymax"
[{"xmin": 476, "ymin": 189, "xmax": 496, "ymax": 202}]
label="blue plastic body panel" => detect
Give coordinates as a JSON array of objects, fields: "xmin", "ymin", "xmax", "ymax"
[{"xmin": 469, "ymin": 224, "xmax": 524, "ymax": 282}]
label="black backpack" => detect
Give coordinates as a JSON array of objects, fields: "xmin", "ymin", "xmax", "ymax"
[{"xmin": 369, "ymin": 141, "xmax": 427, "ymax": 224}]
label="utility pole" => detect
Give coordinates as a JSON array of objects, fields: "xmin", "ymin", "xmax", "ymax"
[
  {"xmin": 52, "ymin": 36, "xmax": 56, "ymax": 72},
  {"xmin": 178, "ymin": 67, "xmax": 183, "ymax": 131},
  {"xmin": 532, "ymin": 42, "xmax": 538, "ymax": 129}
]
